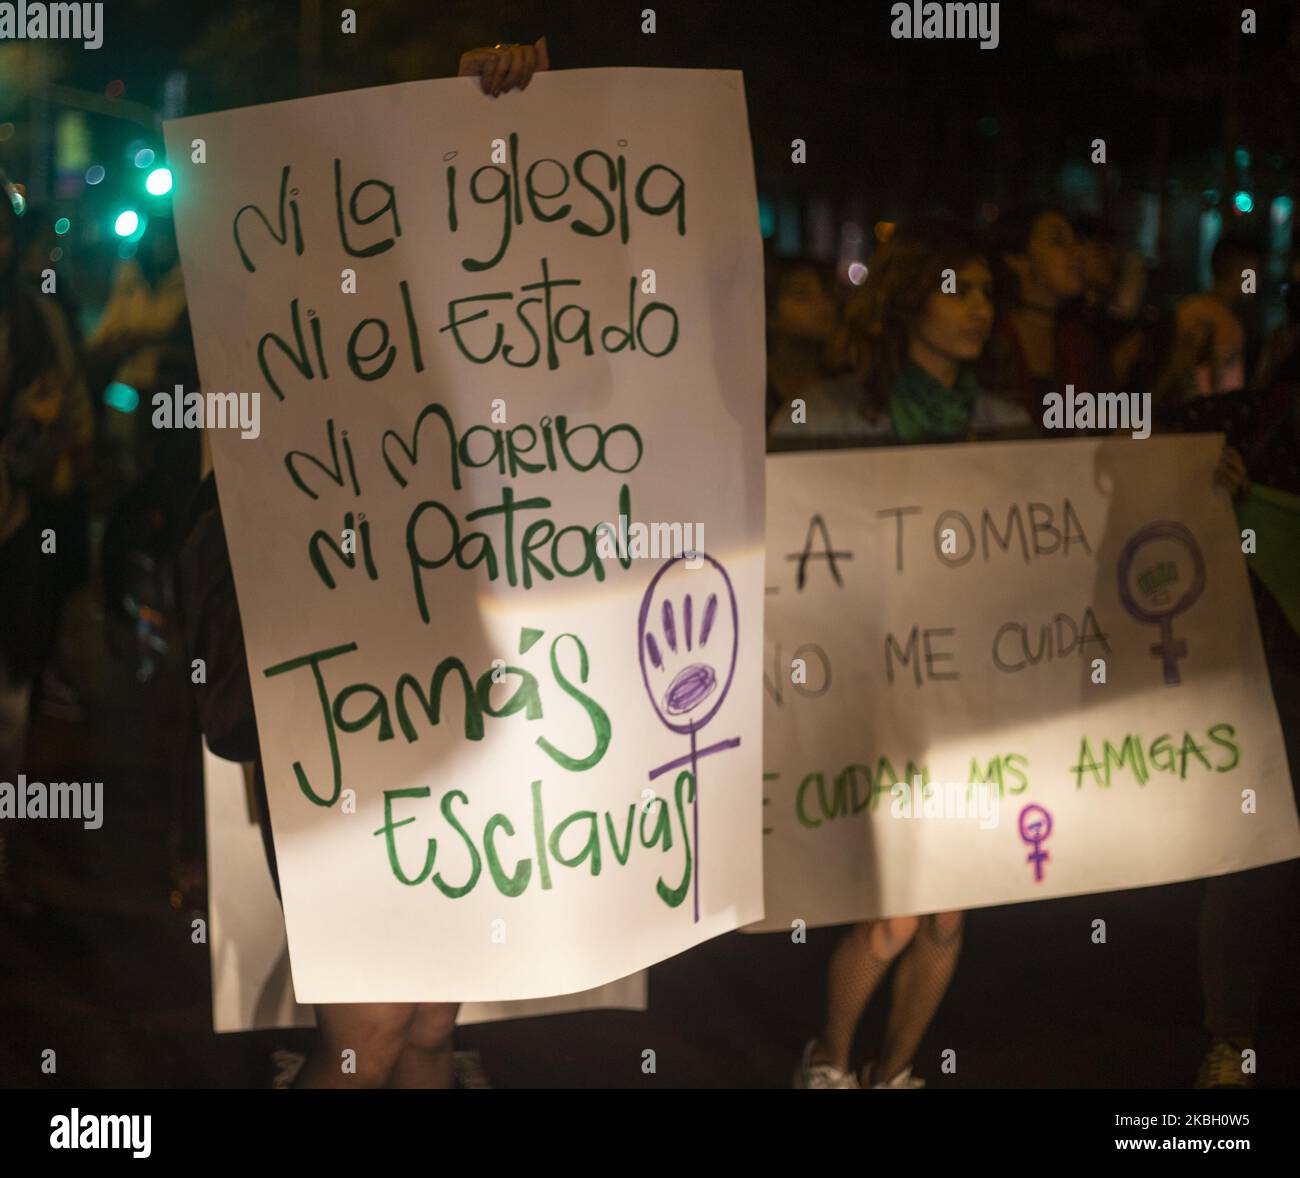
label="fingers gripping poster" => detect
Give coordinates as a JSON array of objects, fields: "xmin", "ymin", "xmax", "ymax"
[
  {"xmin": 165, "ymin": 69, "xmax": 766, "ymax": 1002},
  {"xmin": 757, "ymin": 436, "xmax": 1300, "ymax": 931}
]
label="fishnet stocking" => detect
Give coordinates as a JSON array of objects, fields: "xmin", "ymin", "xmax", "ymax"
[
  {"xmin": 872, "ymin": 912, "xmax": 963, "ymax": 1084},
  {"xmin": 816, "ymin": 918, "xmax": 913, "ymax": 1072}
]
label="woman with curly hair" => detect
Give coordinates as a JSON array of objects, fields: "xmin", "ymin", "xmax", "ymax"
[
  {"xmin": 792, "ymin": 220, "xmax": 1016, "ymax": 1090},
  {"xmin": 777, "ymin": 218, "xmax": 1029, "ymax": 454}
]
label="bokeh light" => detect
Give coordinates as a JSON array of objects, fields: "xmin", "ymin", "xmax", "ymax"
[{"xmin": 104, "ymin": 382, "xmax": 140, "ymax": 413}]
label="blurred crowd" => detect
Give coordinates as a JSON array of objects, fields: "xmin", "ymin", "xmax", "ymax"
[
  {"xmin": 1, "ymin": 174, "xmax": 200, "ymax": 911},
  {"xmin": 3, "ymin": 151, "xmax": 1300, "ymax": 1087},
  {"xmin": 765, "ymin": 208, "xmax": 1300, "ymax": 451}
]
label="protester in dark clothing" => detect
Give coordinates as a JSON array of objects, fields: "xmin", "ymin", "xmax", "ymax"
[
  {"xmin": 1164, "ymin": 355, "xmax": 1300, "ymax": 1087},
  {"xmin": 14, "ymin": 207, "xmax": 93, "ymax": 706},
  {"xmin": 1154, "ymin": 235, "xmax": 1260, "ymax": 405},
  {"xmin": 985, "ymin": 205, "xmax": 1102, "ymax": 434},
  {"xmin": 1253, "ymin": 255, "xmax": 1300, "ymax": 393},
  {"xmin": 763, "ymin": 255, "xmax": 843, "ymax": 430},
  {"xmin": 0, "ymin": 174, "xmax": 93, "ymax": 907},
  {"xmin": 1074, "ymin": 215, "xmax": 1161, "ymax": 392}
]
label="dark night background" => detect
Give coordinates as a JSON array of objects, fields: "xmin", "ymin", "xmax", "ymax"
[
  {"xmin": 0, "ymin": 0, "xmax": 1297, "ymax": 1090},
  {"xmin": 8, "ymin": 0, "xmax": 1299, "ymax": 301}
]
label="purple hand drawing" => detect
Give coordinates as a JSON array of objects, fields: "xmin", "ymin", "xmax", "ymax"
[
  {"xmin": 1117, "ymin": 521, "xmax": 1206, "ymax": 685},
  {"xmin": 638, "ymin": 553, "xmax": 741, "ymax": 923},
  {"xmin": 1018, "ymin": 803, "xmax": 1053, "ymax": 882}
]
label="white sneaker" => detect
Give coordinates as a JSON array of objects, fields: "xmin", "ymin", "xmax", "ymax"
[
  {"xmin": 793, "ymin": 1039, "xmax": 860, "ymax": 1089},
  {"xmin": 863, "ymin": 1060, "xmax": 926, "ymax": 1088}
]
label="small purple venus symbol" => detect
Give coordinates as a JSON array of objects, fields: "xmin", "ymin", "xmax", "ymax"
[
  {"xmin": 1018, "ymin": 804, "xmax": 1053, "ymax": 883},
  {"xmin": 1117, "ymin": 521, "xmax": 1206, "ymax": 685},
  {"xmin": 638, "ymin": 553, "xmax": 741, "ymax": 923}
]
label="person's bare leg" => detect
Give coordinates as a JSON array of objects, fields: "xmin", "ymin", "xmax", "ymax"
[
  {"xmin": 296, "ymin": 1002, "xmax": 416, "ymax": 1089},
  {"xmin": 815, "ymin": 917, "xmax": 918, "ymax": 1072},
  {"xmin": 390, "ymin": 1002, "xmax": 460, "ymax": 1089},
  {"xmin": 871, "ymin": 910, "xmax": 964, "ymax": 1084}
]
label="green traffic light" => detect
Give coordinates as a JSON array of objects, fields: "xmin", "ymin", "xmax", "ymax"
[
  {"xmin": 114, "ymin": 210, "xmax": 139, "ymax": 236},
  {"xmin": 1233, "ymin": 191, "xmax": 1254, "ymax": 215},
  {"xmin": 146, "ymin": 167, "xmax": 173, "ymax": 196},
  {"xmin": 104, "ymin": 382, "xmax": 140, "ymax": 413}
]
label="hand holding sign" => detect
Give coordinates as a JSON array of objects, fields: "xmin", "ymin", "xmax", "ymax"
[{"xmin": 457, "ymin": 36, "xmax": 550, "ymax": 96}]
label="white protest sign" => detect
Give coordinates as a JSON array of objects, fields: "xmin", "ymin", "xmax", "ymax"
[
  {"xmin": 756, "ymin": 435, "xmax": 1300, "ymax": 930},
  {"xmin": 201, "ymin": 747, "xmax": 646, "ymax": 1032},
  {"xmin": 166, "ymin": 68, "xmax": 765, "ymax": 1003}
]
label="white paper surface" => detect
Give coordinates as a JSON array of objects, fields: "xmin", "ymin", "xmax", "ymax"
[
  {"xmin": 756, "ymin": 436, "xmax": 1300, "ymax": 929},
  {"xmin": 202, "ymin": 746, "xmax": 647, "ymax": 1031},
  {"xmin": 167, "ymin": 69, "xmax": 766, "ymax": 1001}
]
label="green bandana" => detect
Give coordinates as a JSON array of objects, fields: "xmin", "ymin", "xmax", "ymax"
[{"xmin": 887, "ymin": 359, "xmax": 980, "ymax": 445}]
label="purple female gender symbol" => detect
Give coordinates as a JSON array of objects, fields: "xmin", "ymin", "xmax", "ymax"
[
  {"xmin": 638, "ymin": 553, "xmax": 741, "ymax": 923},
  {"xmin": 1116, "ymin": 521, "xmax": 1206, "ymax": 685},
  {"xmin": 1018, "ymin": 803, "xmax": 1053, "ymax": 882}
]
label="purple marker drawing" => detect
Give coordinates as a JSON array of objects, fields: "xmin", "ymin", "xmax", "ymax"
[
  {"xmin": 1017, "ymin": 803, "xmax": 1053, "ymax": 882},
  {"xmin": 1116, "ymin": 521, "xmax": 1206, "ymax": 685},
  {"xmin": 638, "ymin": 553, "xmax": 740, "ymax": 923}
]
